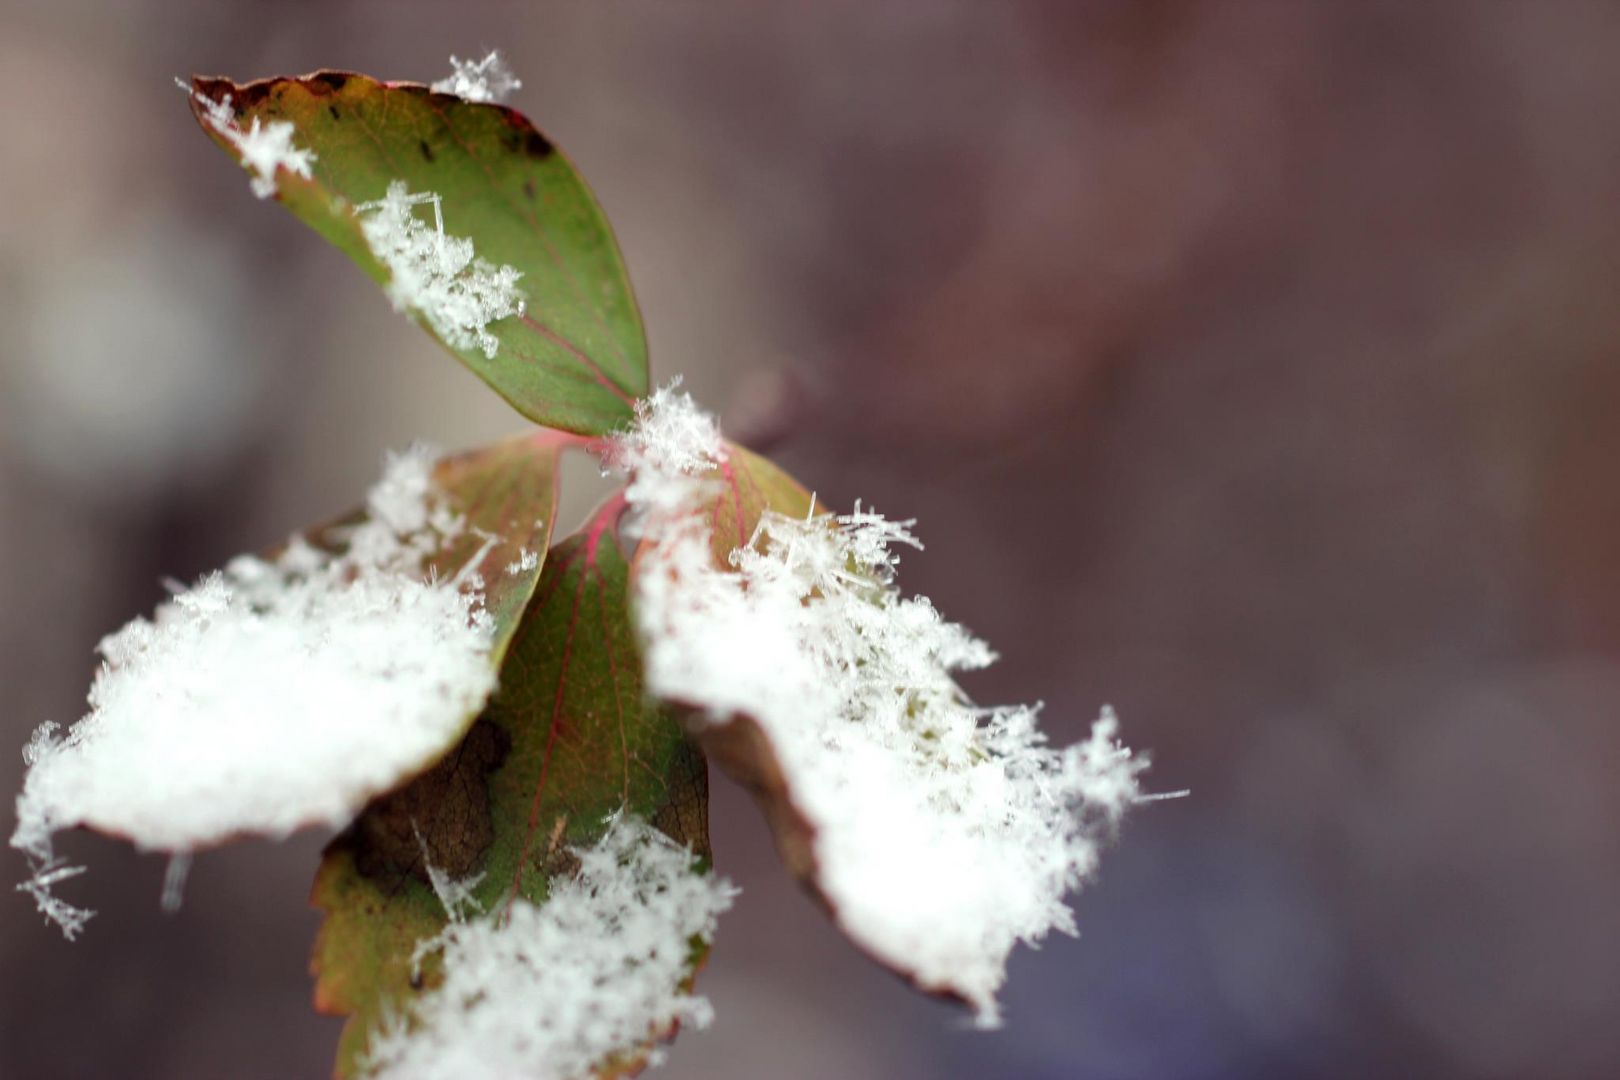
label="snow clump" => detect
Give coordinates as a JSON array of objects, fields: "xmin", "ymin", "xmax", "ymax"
[
  {"xmin": 357, "ymin": 182, "xmax": 526, "ymax": 360},
  {"xmin": 184, "ymin": 81, "xmax": 316, "ymax": 199},
  {"xmin": 364, "ymin": 815, "xmax": 732, "ymax": 1080},
  {"xmin": 13, "ymin": 446, "xmax": 500, "ymax": 937},
  {"xmin": 430, "ymin": 51, "xmax": 522, "ymax": 104}
]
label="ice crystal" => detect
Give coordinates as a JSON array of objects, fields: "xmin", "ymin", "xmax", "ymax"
[
  {"xmin": 357, "ymin": 181, "xmax": 526, "ymax": 359},
  {"xmin": 603, "ymin": 378, "xmax": 724, "ymax": 527},
  {"xmin": 183, "ymin": 81, "xmax": 315, "ymax": 199},
  {"xmin": 505, "ymin": 549, "xmax": 539, "ymax": 576},
  {"xmin": 430, "ymin": 51, "xmax": 522, "ymax": 104}
]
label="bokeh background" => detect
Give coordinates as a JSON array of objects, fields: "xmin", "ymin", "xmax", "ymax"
[{"xmin": 5, "ymin": 2, "xmax": 1620, "ymax": 1077}]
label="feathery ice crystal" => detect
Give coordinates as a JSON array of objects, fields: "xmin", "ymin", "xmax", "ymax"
[
  {"xmin": 358, "ymin": 182, "xmax": 526, "ymax": 360},
  {"xmin": 613, "ymin": 385, "xmax": 1147, "ymax": 1024},
  {"xmin": 12, "ymin": 447, "xmax": 499, "ymax": 938},
  {"xmin": 364, "ymin": 816, "xmax": 733, "ymax": 1080}
]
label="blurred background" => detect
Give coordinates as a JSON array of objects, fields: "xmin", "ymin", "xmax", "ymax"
[{"xmin": 4, "ymin": 2, "xmax": 1620, "ymax": 1077}]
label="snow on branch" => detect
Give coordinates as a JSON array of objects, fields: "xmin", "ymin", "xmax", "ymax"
[
  {"xmin": 614, "ymin": 386, "xmax": 1147, "ymax": 1025},
  {"xmin": 357, "ymin": 181, "xmax": 526, "ymax": 359},
  {"xmin": 430, "ymin": 51, "xmax": 522, "ymax": 104},
  {"xmin": 12, "ymin": 447, "xmax": 500, "ymax": 937},
  {"xmin": 365, "ymin": 815, "xmax": 733, "ymax": 1080},
  {"xmin": 181, "ymin": 80, "xmax": 315, "ymax": 199}
]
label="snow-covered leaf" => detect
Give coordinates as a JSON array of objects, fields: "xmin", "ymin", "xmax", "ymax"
[
  {"xmin": 616, "ymin": 388, "xmax": 1146, "ymax": 1024},
  {"xmin": 300, "ymin": 431, "xmax": 570, "ymax": 672},
  {"xmin": 11, "ymin": 432, "xmax": 564, "ymax": 936},
  {"xmin": 312, "ymin": 501, "xmax": 712, "ymax": 1078},
  {"xmin": 186, "ymin": 71, "xmax": 647, "ymax": 436}
]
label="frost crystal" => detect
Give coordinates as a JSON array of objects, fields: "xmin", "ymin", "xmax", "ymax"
[
  {"xmin": 365, "ymin": 816, "xmax": 733, "ymax": 1080},
  {"xmin": 12, "ymin": 446, "xmax": 499, "ymax": 937},
  {"xmin": 615, "ymin": 388, "xmax": 1146, "ymax": 1024},
  {"xmin": 505, "ymin": 548, "xmax": 539, "ymax": 576},
  {"xmin": 357, "ymin": 181, "xmax": 526, "ymax": 359},
  {"xmin": 183, "ymin": 81, "xmax": 316, "ymax": 199},
  {"xmin": 430, "ymin": 51, "xmax": 523, "ymax": 104},
  {"xmin": 605, "ymin": 378, "xmax": 724, "ymax": 526}
]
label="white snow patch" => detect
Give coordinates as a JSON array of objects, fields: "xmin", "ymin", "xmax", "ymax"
[
  {"xmin": 12, "ymin": 446, "xmax": 499, "ymax": 938},
  {"xmin": 357, "ymin": 181, "xmax": 526, "ymax": 359},
  {"xmin": 431, "ymin": 51, "xmax": 523, "ymax": 104},
  {"xmin": 614, "ymin": 388, "xmax": 1147, "ymax": 1025},
  {"xmin": 603, "ymin": 378, "xmax": 724, "ymax": 528},
  {"xmin": 365, "ymin": 815, "xmax": 733, "ymax": 1080},
  {"xmin": 182, "ymin": 80, "xmax": 316, "ymax": 199}
]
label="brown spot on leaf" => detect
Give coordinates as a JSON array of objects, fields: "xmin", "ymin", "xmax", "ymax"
[
  {"xmin": 329, "ymin": 105, "xmax": 341, "ymax": 121},
  {"xmin": 419, "ymin": 139, "xmax": 435, "ymax": 163},
  {"xmin": 335, "ymin": 719, "xmax": 510, "ymax": 887},
  {"xmin": 525, "ymin": 130, "xmax": 554, "ymax": 159},
  {"xmin": 523, "ymin": 178, "xmax": 537, "ymax": 201},
  {"xmin": 309, "ymin": 71, "xmax": 350, "ymax": 93}
]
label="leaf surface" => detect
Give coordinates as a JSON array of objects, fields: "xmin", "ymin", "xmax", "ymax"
[
  {"xmin": 188, "ymin": 71, "xmax": 646, "ymax": 435},
  {"xmin": 312, "ymin": 500, "xmax": 708, "ymax": 1078}
]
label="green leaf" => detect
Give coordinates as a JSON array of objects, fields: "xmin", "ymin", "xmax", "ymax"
[
  {"xmin": 188, "ymin": 71, "xmax": 647, "ymax": 435},
  {"xmin": 311, "ymin": 500, "xmax": 708, "ymax": 1078}
]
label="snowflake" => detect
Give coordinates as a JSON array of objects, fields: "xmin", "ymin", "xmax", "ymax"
[
  {"xmin": 430, "ymin": 51, "xmax": 522, "ymax": 104},
  {"xmin": 181, "ymin": 80, "xmax": 315, "ymax": 199}
]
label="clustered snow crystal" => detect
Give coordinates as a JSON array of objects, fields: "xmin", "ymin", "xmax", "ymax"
[
  {"xmin": 431, "ymin": 51, "xmax": 523, "ymax": 104},
  {"xmin": 613, "ymin": 385, "xmax": 1147, "ymax": 1024},
  {"xmin": 357, "ymin": 181, "xmax": 526, "ymax": 360},
  {"xmin": 365, "ymin": 816, "xmax": 733, "ymax": 1080},
  {"xmin": 12, "ymin": 446, "xmax": 499, "ymax": 938},
  {"xmin": 186, "ymin": 83, "xmax": 316, "ymax": 199}
]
